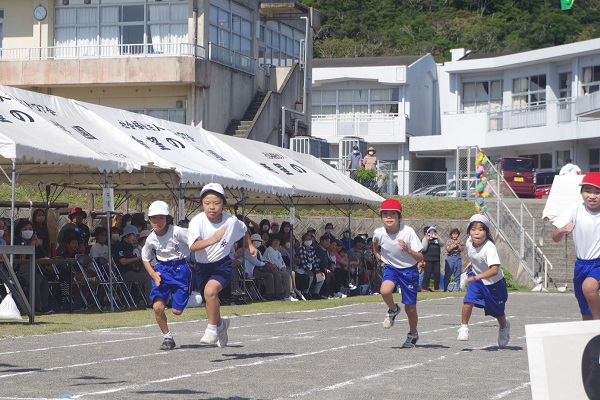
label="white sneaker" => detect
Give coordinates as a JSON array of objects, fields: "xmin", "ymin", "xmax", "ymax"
[
  {"xmin": 217, "ymin": 317, "xmax": 230, "ymax": 348},
  {"xmin": 402, "ymin": 332, "xmax": 419, "ymax": 348},
  {"xmin": 284, "ymin": 295, "xmax": 299, "ymax": 302},
  {"xmin": 334, "ymin": 292, "xmax": 347, "ymax": 298},
  {"xmin": 200, "ymin": 329, "xmax": 218, "ymax": 345},
  {"xmin": 383, "ymin": 304, "xmax": 401, "ymax": 329},
  {"xmin": 457, "ymin": 326, "xmax": 469, "ymax": 341},
  {"xmin": 498, "ymin": 320, "xmax": 510, "ymax": 347},
  {"xmin": 349, "ymin": 283, "xmax": 357, "ymax": 290}
]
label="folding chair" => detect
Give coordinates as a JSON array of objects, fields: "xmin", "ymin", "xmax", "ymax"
[
  {"xmin": 239, "ymin": 269, "xmax": 264, "ymax": 302},
  {"xmin": 102, "ymin": 258, "xmax": 138, "ymax": 309},
  {"xmin": 76, "ymin": 254, "xmax": 133, "ymax": 311}
]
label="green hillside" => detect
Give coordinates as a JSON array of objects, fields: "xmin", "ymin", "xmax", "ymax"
[{"xmin": 302, "ymin": 0, "xmax": 599, "ymax": 61}]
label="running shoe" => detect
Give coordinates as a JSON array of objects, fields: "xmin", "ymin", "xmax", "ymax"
[
  {"xmin": 383, "ymin": 303, "xmax": 401, "ymax": 329},
  {"xmin": 402, "ymin": 332, "xmax": 419, "ymax": 348},
  {"xmin": 498, "ymin": 320, "xmax": 511, "ymax": 347},
  {"xmin": 160, "ymin": 337, "xmax": 176, "ymax": 350}
]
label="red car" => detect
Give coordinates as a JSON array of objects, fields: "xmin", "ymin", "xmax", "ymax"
[{"xmin": 535, "ymin": 184, "xmax": 551, "ymax": 199}]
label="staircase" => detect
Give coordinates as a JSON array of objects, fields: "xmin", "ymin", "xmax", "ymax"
[{"xmin": 225, "ymin": 92, "xmax": 267, "ymax": 138}]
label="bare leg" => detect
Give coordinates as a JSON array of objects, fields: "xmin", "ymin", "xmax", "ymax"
[
  {"xmin": 405, "ymin": 304, "xmax": 418, "ymax": 333},
  {"xmin": 153, "ymin": 298, "xmax": 169, "ymax": 334},
  {"xmin": 461, "ymin": 302, "xmax": 474, "ymax": 325},
  {"xmin": 496, "ymin": 314, "xmax": 507, "ymax": 329},
  {"xmin": 204, "ymin": 279, "xmax": 223, "ymax": 326},
  {"xmin": 380, "ymin": 280, "xmax": 397, "ymax": 310},
  {"xmin": 582, "ymin": 277, "xmax": 600, "ymax": 320}
]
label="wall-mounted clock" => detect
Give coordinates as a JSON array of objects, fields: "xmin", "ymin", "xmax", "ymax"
[{"xmin": 34, "ymin": 5, "xmax": 47, "ymax": 21}]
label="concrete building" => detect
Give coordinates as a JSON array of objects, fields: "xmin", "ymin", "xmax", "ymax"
[
  {"xmin": 411, "ymin": 38, "xmax": 600, "ymax": 175},
  {"xmin": 0, "ymin": 0, "xmax": 319, "ymax": 146}
]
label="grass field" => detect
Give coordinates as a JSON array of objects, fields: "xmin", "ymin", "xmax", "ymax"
[{"xmin": 0, "ymin": 292, "xmax": 468, "ymax": 338}]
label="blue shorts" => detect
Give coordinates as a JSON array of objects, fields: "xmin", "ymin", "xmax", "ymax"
[
  {"xmin": 196, "ymin": 256, "xmax": 232, "ymax": 297},
  {"xmin": 574, "ymin": 258, "xmax": 600, "ymax": 316},
  {"xmin": 150, "ymin": 259, "xmax": 191, "ymax": 311},
  {"xmin": 382, "ymin": 264, "xmax": 419, "ymax": 305},
  {"xmin": 463, "ymin": 278, "xmax": 508, "ymax": 318}
]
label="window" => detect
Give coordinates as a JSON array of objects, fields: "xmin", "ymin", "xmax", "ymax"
[
  {"xmin": 520, "ymin": 153, "xmax": 552, "ymax": 170},
  {"xmin": 556, "ymin": 150, "xmax": 570, "ymax": 170},
  {"xmin": 512, "ymin": 75, "xmax": 546, "ymax": 109},
  {"xmin": 131, "ymin": 109, "xmax": 186, "ymax": 124},
  {"xmin": 209, "ymin": 2, "xmax": 252, "ymax": 57},
  {"xmin": 0, "ymin": 9, "xmax": 4, "ymax": 49},
  {"xmin": 312, "ymin": 88, "xmax": 399, "ymax": 116},
  {"xmin": 559, "ymin": 72, "xmax": 572, "ymax": 99},
  {"xmin": 582, "ymin": 66, "xmax": 600, "ymax": 95},
  {"xmin": 55, "ymin": 1, "xmax": 189, "ymax": 57},
  {"xmin": 462, "ymin": 80, "xmax": 502, "ymax": 112},
  {"xmin": 258, "ymin": 21, "xmax": 302, "ymax": 67},
  {"xmin": 590, "ymin": 149, "xmax": 600, "ymax": 172}
]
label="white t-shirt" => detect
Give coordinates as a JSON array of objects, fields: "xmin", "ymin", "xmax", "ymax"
[
  {"xmin": 553, "ymin": 202, "xmax": 600, "ymax": 260},
  {"xmin": 559, "ymin": 163, "xmax": 581, "ymax": 175},
  {"xmin": 89, "ymin": 242, "xmax": 109, "ymax": 260},
  {"xmin": 465, "ymin": 237, "xmax": 504, "ymax": 285},
  {"xmin": 373, "ymin": 224, "xmax": 422, "ymax": 269},
  {"xmin": 188, "ymin": 211, "xmax": 246, "ymax": 264},
  {"xmin": 141, "ymin": 225, "xmax": 191, "ymax": 262}
]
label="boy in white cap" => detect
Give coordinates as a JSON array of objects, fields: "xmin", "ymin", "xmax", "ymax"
[
  {"xmin": 141, "ymin": 200, "xmax": 224, "ymax": 350},
  {"xmin": 188, "ymin": 183, "xmax": 258, "ymax": 347},
  {"xmin": 373, "ymin": 198, "xmax": 424, "ymax": 348},
  {"xmin": 552, "ymin": 172, "xmax": 600, "ymax": 320},
  {"xmin": 458, "ymin": 214, "xmax": 510, "ymax": 347}
]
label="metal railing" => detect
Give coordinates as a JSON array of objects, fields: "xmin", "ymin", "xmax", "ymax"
[
  {"xmin": 208, "ymin": 42, "xmax": 256, "ymax": 75},
  {"xmin": 0, "ymin": 42, "xmax": 206, "ymax": 61}
]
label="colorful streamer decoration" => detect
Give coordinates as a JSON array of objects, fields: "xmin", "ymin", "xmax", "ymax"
[{"xmin": 475, "ymin": 150, "xmax": 489, "ymax": 213}]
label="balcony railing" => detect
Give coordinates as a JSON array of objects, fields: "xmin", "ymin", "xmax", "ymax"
[
  {"xmin": 0, "ymin": 42, "xmax": 206, "ymax": 61},
  {"xmin": 312, "ymin": 112, "xmax": 405, "ymax": 138},
  {"xmin": 208, "ymin": 42, "xmax": 256, "ymax": 75}
]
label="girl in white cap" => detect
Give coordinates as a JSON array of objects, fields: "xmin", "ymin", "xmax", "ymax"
[
  {"xmin": 141, "ymin": 200, "xmax": 224, "ymax": 351},
  {"xmin": 188, "ymin": 183, "xmax": 258, "ymax": 347},
  {"xmin": 458, "ymin": 214, "xmax": 510, "ymax": 347}
]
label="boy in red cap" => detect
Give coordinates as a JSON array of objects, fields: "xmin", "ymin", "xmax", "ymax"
[
  {"xmin": 552, "ymin": 172, "xmax": 600, "ymax": 320},
  {"xmin": 373, "ymin": 198, "xmax": 424, "ymax": 348}
]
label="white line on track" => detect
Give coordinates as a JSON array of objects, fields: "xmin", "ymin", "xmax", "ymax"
[{"xmin": 489, "ymin": 382, "xmax": 531, "ymax": 399}]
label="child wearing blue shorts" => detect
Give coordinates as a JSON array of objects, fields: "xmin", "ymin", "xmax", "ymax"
[
  {"xmin": 142, "ymin": 201, "xmax": 225, "ymax": 350},
  {"xmin": 552, "ymin": 172, "xmax": 600, "ymax": 320},
  {"xmin": 373, "ymin": 199, "xmax": 424, "ymax": 348},
  {"xmin": 458, "ymin": 214, "xmax": 510, "ymax": 347},
  {"xmin": 188, "ymin": 183, "xmax": 258, "ymax": 348}
]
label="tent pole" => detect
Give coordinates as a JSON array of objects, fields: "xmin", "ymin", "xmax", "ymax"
[
  {"xmin": 10, "ymin": 160, "xmax": 15, "ymax": 246},
  {"xmin": 241, "ymin": 188, "xmax": 247, "ymax": 296},
  {"xmin": 105, "ymin": 172, "xmax": 114, "ymax": 312}
]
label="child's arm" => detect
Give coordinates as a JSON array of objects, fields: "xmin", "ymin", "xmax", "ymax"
[
  {"xmin": 398, "ymin": 239, "xmax": 424, "ymax": 263},
  {"xmin": 462, "ymin": 261, "xmax": 472, "ymax": 273},
  {"xmin": 143, "ymin": 260, "xmax": 161, "ymax": 286},
  {"xmin": 466, "ymin": 264, "xmax": 500, "ymax": 284},
  {"xmin": 190, "ymin": 225, "xmax": 227, "ymax": 252},
  {"xmin": 372, "ymin": 238, "xmax": 382, "ymax": 264},
  {"xmin": 552, "ymin": 222, "xmax": 575, "ymax": 243}
]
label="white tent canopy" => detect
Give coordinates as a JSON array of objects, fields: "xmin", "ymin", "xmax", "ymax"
[
  {"xmin": 0, "ymin": 85, "xmax": 383, "ymax": 210},
  {"xmin": 542, "ymin": 175, "xmax": 584, "ymax": 222}
]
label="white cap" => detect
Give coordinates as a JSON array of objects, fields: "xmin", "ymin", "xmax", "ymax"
[
  {"xmin": 148, "ymin": 200, "xmax": 170, "ymax": 217},
  {"xmin": 200, "ymin": 183, "xmax": 226, "ymax": 199},
  {"xmin": 469, "ymin": 214, "xmax": 490, "ymax": 228},
  {"xmin": 250, "ymin": 233, "xmax": 263, "ymax": 242},
  {"xmin": 426, "ymin": 226, "xmax": 437, "ymax": 233},
  {"xmin": 139, "ymin": 230, "xmax": 151, "ymax": 239}
]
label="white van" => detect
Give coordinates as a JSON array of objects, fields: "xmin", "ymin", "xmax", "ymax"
[{"xmin": 435, "ymin": 179, "xmax": 477, "ymax": 198}]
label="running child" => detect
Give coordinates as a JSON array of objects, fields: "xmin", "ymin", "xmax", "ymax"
[
  {"xmin": 142, "ymin": 200, "xmax": 225, "ymax": 350},
  {"xmin": 188, "ymin": 183, "xmax": 258, "ymax": 347},
  {"xmin": 458, "ymin": 214, "xmax": 510, "ymax": 347},
  {"xmin": 373, "ymin": 199, "xmax": 424, "ymax": 348},
  {"xmin": 552, "ymin": 172, "xmax": 600, "ymax": 320}
]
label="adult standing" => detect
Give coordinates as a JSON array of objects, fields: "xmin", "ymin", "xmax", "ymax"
[
  {"xmin": 363, "ymin": 147, "xmax": 378, "ymax": 170},
  {"xmin": 559, "ymin": 158, "xmax": 582, "ymax": 175},
  {"xmin": 346, "ymin": 145, "xmax": 363, "ymax": 179},
  {"xmin": 421, "ymin": 226, "xmax": 442, "ymax": 292}
]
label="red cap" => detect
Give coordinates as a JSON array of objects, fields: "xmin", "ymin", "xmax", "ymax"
[
  {"xmin": 580, "ymin": 172, "xmax": 600, "ymax": 189},
  {"xmin": 380, "ymin": 199, "xmax": 402, "ymax": 213}
]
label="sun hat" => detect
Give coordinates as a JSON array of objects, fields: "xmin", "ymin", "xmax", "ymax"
[
  {"xmin": 367, "ymin": 146, "xmax": 376, "ymax": 154},
  {"xmin": 250, "ymin": 233, "xmax": 264, "ymax": 243},
  {"xmin": 200, "ymin": 183, "xmax": 226, "ymax": 198},
  {"xmin": 380, "ymin": 198, "xmax": 402, "ymax": 213},
  {"xmin": 148, "ymin": 200, "xmax": 170, "ymax": 217},
  {"xmin": 68, "ymin": 207, "xmax": 87, "ymax": 220},
  {"xmin": 579, "ymin": 172, "xmax": 600, "ymax": 189},
  {"xmin": 122, "ymin": 225, "xmax": 139, "ymax": 237},
  {"xmin": 426, "ymin": 226, "xmax": 437, "ymax": 233},
  {"xmin": 139, "ymin": 230, "xmax": 151, "ymax": 239},
  {"xmin": 469, "ymin": 214, "xmax": 490, "ymax": 228}
]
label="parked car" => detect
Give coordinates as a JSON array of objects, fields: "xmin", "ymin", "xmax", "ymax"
[
  {"xmin": 535, "ymin": 184, "xmax": 552, "ymax": 199},
  {"xmin": 409, "ymin": 184, "xmax": 446, "ymax": 197},
  {"xmin": 536, "ymin": 171, "xmax": 559, "ymax": 186},
  {"xmin": 435, "ymin": 179, "xmax": 477, "ymax": 198}
]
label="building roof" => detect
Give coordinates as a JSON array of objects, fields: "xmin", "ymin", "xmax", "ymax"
[
  {"xmin": 460, "ymin": 51, "xmax": 522, "ymax": 60},
  {"xmin": 313, "ymin": 56, "xmax": 422, "ymax": 68}
]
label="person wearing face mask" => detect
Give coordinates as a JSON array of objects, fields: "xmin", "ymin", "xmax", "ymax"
[
  {"xmin": 324, "ymin": 222, "xmax": 336, "ymax": 241},
  {"xmin": 90, "ymin": 227, "xmax": 110, "ymax": 261},
  {"xmin": 346, "ymin": 145, "xmax": 363, "ymax": 179},
  {"xmin": 279, "ymin": 221, "xmax": 292, "ymax": 241},
  {"xmin": 296, "ymin": 232, "xmax": 324, "ymax": 300},
  {"xmin": 244, "ymin": 234, "xmax": 279, "ymax": 301},
  {"xmin": 363, "ymin": 146, "xmax": 378, "ymax": 171},
  {"xmin": 110, "ymin": 226, "xmax": 123, "ymax": 246},
  {"xmin": 32, "ymin": 208, "xmax": 51, "ymax": 255},
  {"xmin": 14, "ymin": 218, "xmax": 52, "ymax": 314},
  {"xmin": 258, "ymin": 219, "xmax": 271, "ymax": 236},
  {"xmin": 341, "ymin": 227, "xmax": 354, "ymax": 251}
]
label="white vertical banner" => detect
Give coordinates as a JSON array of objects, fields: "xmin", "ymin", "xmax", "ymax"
[
  {"xmin": 178, "ymin": 198, "xmax": 186, "ymax": 221},
  {"xmin": 102, "ymin": 188, "xmax": 114, "ymax": 212},
  {"xmin": 289, "ymin": 206, "xmax": 295, "ymax": 225}
]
